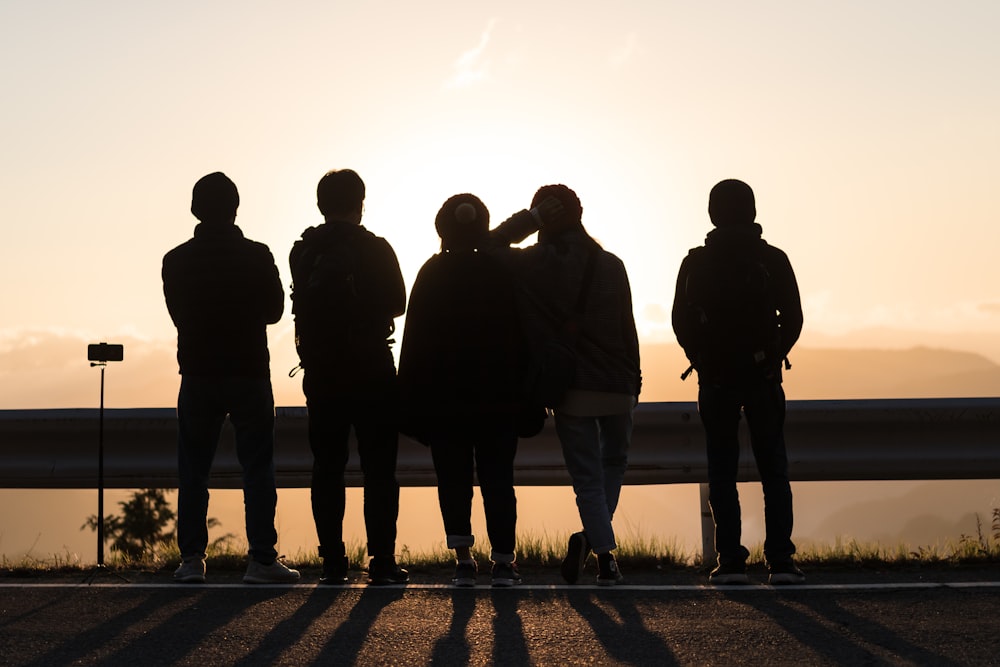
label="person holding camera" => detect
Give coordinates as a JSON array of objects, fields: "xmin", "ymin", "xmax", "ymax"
[{"xmin": 491, "ymin": 185, "xmax": 641, "ymax": 586}]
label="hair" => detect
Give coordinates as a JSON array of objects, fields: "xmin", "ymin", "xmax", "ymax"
[
  {"xmin": 435, "ymin": 193, "xmax": 489, "ymax": 251},
  {"xmin": 531, "ymin": 184, "xmax": 583, "ymax": 226},
  {"xmin": 708, "ymin": 179, "xmax": 756, "ymax": 226},
  {"xmin": 317, "ymin": 169, "xmax": 366, "ymax": 217},
  {"xmin": 530, "ymin": 183, "xmax": 597, "ymax": 246},
  {"xmin": 190, "ymin": 172, "xmax": 239, "ymax": 222}
]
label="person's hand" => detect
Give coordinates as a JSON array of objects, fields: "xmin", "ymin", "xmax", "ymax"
[{"xmin": 529, "ymin": 196, "xmax": 566, "ymax": 229}]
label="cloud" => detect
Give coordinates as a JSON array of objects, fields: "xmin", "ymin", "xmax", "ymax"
[
  {"xmin": 978, "ymin": 303, "xmax": 1000, "ymax": 315},
  {"xmin": 444, "ymin": 19, "xmax": 497, "ymax": 89}
]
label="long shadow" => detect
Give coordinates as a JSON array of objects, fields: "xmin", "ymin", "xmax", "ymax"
[
  {"xmin": 490, "ymin": 590, "xmax": 531, "ymax": 665},
  {"xmin": 566, "ymin": 591, "xmax": 680, "ymax": 666},
  {"xmin": 234, "ymin": 587, "xmax": 347, "ymax": 666},
  {"xmin": 95, "ymin": 587, "xmax": 289, "ymax": 665},
  {"xmin": 23, "ymin": 588, "xmax": 207, "ymax": 666},
  {"xmin": 724, "ymin": 590, "xmax": 963, "ymax": 666},
  {"xmin": 313, "ymin": 586, "xmax": 406, "ymax": 665},
  {"xmin": 785, "ymin": 590, "xmax": 965, "ymax": 666},
  {"xmin": 429, "ymin": 590, "xmax": 477, "ymax": 665}
]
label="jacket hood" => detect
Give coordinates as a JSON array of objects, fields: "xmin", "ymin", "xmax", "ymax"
[
  {"xmin": 299, "ymin": 220, "xmax": 364, "ymax": 244},
  {"xmin": 705, "ymin": 222, "xmax": 763, "ymax": 248}
]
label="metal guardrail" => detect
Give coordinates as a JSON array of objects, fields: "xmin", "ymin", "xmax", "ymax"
[{"xmin": 2, "ymin": 398, "xmax": 999, "ymax": 489}]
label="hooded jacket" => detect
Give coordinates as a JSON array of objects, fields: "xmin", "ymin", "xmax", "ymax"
[
  {"xmin": 162, "ymin": 222, "xmax": 283, "ymax": 378},
  {"xmin": 672, "ymin": 222, "xmax": 802, "ymax": 384}
]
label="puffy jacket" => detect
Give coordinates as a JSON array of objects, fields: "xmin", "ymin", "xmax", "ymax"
[{"xmin": 398, "ymin": 248, "xmax": 529, "ymax": 428}]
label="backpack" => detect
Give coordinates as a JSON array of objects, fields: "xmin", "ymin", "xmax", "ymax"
[
  {"xmin": 289, "ymin": 232, "xmax": 363, "ymax": 368},
  {"xmin": 682, "ymin": 244, "xmax": 782, "ymax": 380}
]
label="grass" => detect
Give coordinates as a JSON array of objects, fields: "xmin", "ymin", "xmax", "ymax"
[{"xmin": 3, "ymin": 511, "xmax": 1000, "ymax": 576}]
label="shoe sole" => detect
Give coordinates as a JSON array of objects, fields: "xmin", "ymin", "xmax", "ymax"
[
  {"xmin": 596, "ymin": 576, "xmax": 623, "ymax": 586},
  {"xmin": 173, "ymin": 575, "xmax": 205, "ymax": 584},
  {"xmin": 560, "ymin": 533, "xmax": 589, "ymax": 584},
  {"xmin": 452, "ymin": 578, "xmax": 476, "ymax": 587},
  {"xmin": 491, "ymin": 578, "xmax": 520, "ymax": 588},
  {"xmin": 710, "ymin": 573, "xmax": 750, "ymax": 585},
  {"xmin": 769, "ymin": 574, "xmax": 805, "ymax": 585}
]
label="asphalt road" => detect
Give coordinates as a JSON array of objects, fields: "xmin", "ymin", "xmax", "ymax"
[{"xmin": 1, "ymin": 566, "xmax": 999, "ymax": 666}]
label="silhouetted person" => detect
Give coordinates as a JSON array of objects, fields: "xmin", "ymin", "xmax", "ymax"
[
  {"xmin": 672, "ymin": 178, "xmax": 804, "ymax": 585},
  {"xmin": 492, "ymin": 184, "xmax": 641, "ymax": 586},
  {"xmin": 162, "ymin": 172, "xmax": 300, "ymax": 584},
  {"xmin": 397, "ymin": 194, "xmax": 530, "ymax": 587},
  {"xmin": 289, "ymin": 169, "xmax": 408, "ymax": 585}
]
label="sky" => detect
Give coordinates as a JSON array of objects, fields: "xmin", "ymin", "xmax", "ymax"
[
  {"xmin": 2, "ymin": 2, "xmax": 999, "ymax": 560},
  {"xmin": 2, "ymin": 0, "xmax": 1000, "ymax": 411}
]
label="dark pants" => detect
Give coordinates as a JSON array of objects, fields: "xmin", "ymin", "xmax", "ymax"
[
  {"xmin": 428, "ymin": 419, "xmax": 519, "ymax": 557},
  {"xmin": 303, "ymin": 369, "xmax": 400, "ymax": 559},
  {"xmin": 176, "ymin": 375, "xmax": 278, "ymax": 563},
  {"xmin": 698, "ymin": 379, "xmax": 795, "ymax": 565}
]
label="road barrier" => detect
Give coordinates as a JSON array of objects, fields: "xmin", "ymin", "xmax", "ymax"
[{"xmin": 3, "ymin": 398, "xmax": 998, "ymax": 561}]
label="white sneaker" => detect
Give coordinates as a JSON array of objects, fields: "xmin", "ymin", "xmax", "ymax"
[
  {"xmin": 243, "ymin": 559, "xmax": 301, "ymax": 584},
  {"xmin": 173, "ymin": 558, "xmax": 206, "ymax": 583}
]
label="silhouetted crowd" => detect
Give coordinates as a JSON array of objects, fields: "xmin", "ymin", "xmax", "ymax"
[{"xmin": 162, "ymin": 170, "xmax": 802, "ymax": 587}]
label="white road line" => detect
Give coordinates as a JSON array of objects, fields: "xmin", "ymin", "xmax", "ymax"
[{"xmin": 2, "ymin": 582, "xmax": 999, "ymax": 591}]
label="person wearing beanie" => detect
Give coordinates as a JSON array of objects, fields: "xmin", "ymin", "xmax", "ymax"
[
  {"xmin": 397, "ymin": 193, "xmax": 530, "ymax": 587},
  {"xmin": 162, "ymin": 172, "xmax": 299, "ymax": 585},
  {"xmin": 289, "ymin": 169, "xmax": 409, "ymax": 586},
  {"xmin": 671, "ymin": 178, "xmax": 804, "ymax": 585},
  {"xmin": 489, "ymin": 184, "xmax": 642, "ymax": 586}
]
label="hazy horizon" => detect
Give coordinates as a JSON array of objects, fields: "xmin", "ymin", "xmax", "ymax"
[{"xmin": 1, "ymin": 343, "xmax": 998, "ymax": 563}]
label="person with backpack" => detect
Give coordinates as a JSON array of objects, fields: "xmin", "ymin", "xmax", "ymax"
[
  {"xmin": 671, "ymin": 178, "xmax": 804, "ymax": 585},
  {"xmin": 397, "ymin": 193, "xmax": 531, "ymax": 587},
  {"xmin": 162, "ymin": 172, "xmax": 300, "ymax": 585},
  {"xmin": 491, "ymin": 184, "xmax": 641, "ymax": 586},
  {"xmin": 289, "ymin": 169, "xmax": 408, "ymax": 585}
]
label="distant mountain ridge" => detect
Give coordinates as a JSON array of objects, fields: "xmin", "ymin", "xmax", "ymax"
[
  {"xmin": 1, "ymin": 333, "xmax": 999, "ymax": 408},
  {"xmin": 639, "ymin": 343, "xmax": 1000, "ymax": 402}
]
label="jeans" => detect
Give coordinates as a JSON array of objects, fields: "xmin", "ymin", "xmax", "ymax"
[
  {"xmin": 303, "ymin": 369, "xmax": 400, "ymax": 559},
  {"xmin": 427, "ymin": 418, "xmax": 519, "ymax": 559},
  {"xmin": 698, "ymin": 379, "xmax": 795, "ymax": 565},
  {"xmin": 553, "ymin": 411, "xmax": 632, "ymax": 554},
  {"xmin": 176, "ymin": 375, "xmax": 278, "ymax": 563}
]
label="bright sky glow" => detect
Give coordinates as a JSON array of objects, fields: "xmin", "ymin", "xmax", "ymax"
[{"xmin": 2, "ymin": 0, "xmax": 1000, "ymax": 406}]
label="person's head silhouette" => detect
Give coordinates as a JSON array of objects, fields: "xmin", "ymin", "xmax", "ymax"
[
  {"xmin": 708, "ymin": 179, "xmax": 756, "ymax": 227},
  {"xmin": 317, "ymin": 169, "xmax": 365, "ymax": 224},
  {"xmin": 531, "ymin": 184, "xmax": 584, "ymax": 243},
  {"xmin": 435, "ymin": 193, "xmax": 489, "ymax": 252},
  {"xmin": 191, "ymin": 172, "xmax": 239, "ymax": 224}
]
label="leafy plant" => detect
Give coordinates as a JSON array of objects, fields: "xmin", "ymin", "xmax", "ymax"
[{"xmin": 81, "ymin": 489, "xmax": 177, "ymax": 562}]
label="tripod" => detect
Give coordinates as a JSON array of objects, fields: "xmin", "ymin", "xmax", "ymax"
[{"xmin": 84, "ymin": 343, "xmax": 129, "ymax": 584}]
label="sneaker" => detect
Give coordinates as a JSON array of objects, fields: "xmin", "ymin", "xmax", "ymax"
[
  {"xmin": 709, "ymin": 561, "xmax": 750, "ymax": 585},
  {"xmin": 560, "ymin": 531, "xmax": 590, "ymax": 584},
  {"xmin": 491, "ymin": 562, "xmax": 522, "ymax": 588},
  {"xmin": 319, "ymin": 555, "xmax": 349, "ymax": 586},
  {"xmin": 768, "ymin": 560, "xmax": 806, "ymax": 585},
  {"xmin": 452, "ymin": 560, "xmax": 478, "ymax": 587},
  {"xmin": 173, "ymin": 558, "xmax": 206, "ymax": 584},
  {"xmin": 368, "ymin": 557, "xmax": 409, "ymax": 585},
  {"xmin": 596, "ymin": 552, "xmax": 624, "ymax": 586},
  {"xmin": 243, "ymin": 558, "xmax": 301, "ymax": 584}
]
